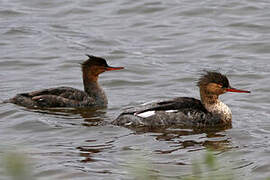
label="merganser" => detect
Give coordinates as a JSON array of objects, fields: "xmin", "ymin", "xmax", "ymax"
[
  {"xmin": 5, "ymin": 55, "xmax": 124, "ymax": 108},
  {"xmin": 112, "ymin": 71, "xmax": 250, "ymax": 128}
]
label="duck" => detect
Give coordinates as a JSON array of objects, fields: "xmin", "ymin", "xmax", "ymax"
[
  {"xmin": 4, "ymin": 55, "xmax": 124, "ymax": 108},
  {"xmin": 112, "ymin": 71, "xmax": 250, "ymax": 128}
]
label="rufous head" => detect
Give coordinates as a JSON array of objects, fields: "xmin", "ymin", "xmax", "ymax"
[
  {"xmin": 81, "ymin": 55, "xmax": 124, "ymax": 77},
  {"xmin": 197, "ymin": 71, "xmax": 250, "ymax": 95}
]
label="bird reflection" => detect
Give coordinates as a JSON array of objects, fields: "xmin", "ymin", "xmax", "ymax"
[
  {"xmin": 152, "ymin": 127, "xmax": 232, "ymax": 152},
  {"xmin": 77, "ymin": 140, "xmax": 115, "ymax": 164},
  {"xmin": 25, "ymin": 107, "xmax": 108, "ymax": 127}
]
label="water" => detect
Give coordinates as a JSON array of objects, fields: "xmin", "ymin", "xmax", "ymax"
[{"xmin": 0, "ymin": 0, "xmax": 270, "ymax": 179}]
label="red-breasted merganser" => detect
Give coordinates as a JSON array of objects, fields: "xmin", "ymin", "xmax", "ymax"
[
  {"xmin": 5, "ymin": 55, "xmax": 124, "ymax": 108},
  {"xmin": 112, "ymin": 71, "xmax": 250, "ymax": 128}
]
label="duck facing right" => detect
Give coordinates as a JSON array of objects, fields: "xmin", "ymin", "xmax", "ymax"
[{"xmin": 112, "ymin": 71, "xmax": 250, "ymax": 129}]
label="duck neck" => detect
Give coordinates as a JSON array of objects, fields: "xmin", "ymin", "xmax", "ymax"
[
  {"xmin": 200, "ymin": 88, "xmax": 232, "ymax": 123},
  {"xmin": 200, "ymin": 88, "xmax": 219, "ymax": 107},
  {"xmin": 82, "ymin": 70, "xmax": 108, "ymax": 107}
]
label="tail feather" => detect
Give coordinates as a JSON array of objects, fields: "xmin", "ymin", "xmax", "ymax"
[
  {"xmin": 2, "ymin": 98, "xmax": 13, "ymax": 103},
  {"xmin": 3, "ymin": 94, "xmax": 36, "ymax": 107}
]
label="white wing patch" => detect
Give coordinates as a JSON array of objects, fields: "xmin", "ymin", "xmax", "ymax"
[
  {"xmin": 135, "ymin": 111, "xmax": 155, "ymax": 118},
  {"xmin": 165, "ymin": 110, "xmax": 178, "ymax": 113},
  {"xmin": 125, "ymin": 122, "xmax": 133, "ymax": 126}
]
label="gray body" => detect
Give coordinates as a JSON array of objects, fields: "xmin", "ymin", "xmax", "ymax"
[
  {"xmin": 112, "ymin": 97, "xmax": 232, "ymax": 128},
  {"xmin": 5, "ymin": 84, "xmax": 107, "ymax": 108}
]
